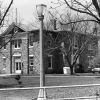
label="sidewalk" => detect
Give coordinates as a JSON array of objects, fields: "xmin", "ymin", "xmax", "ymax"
[
  {"xmin": 0, "ymin": 89, "xmax": 36, "ymax": 100},
  {"xmin": 0, "ymin": 96, "xmax": 30, "ymax": 100}
]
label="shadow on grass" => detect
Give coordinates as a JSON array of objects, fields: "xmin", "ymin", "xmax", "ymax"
[
  {"xmin": 0, "ymin": 84, "xmax": 13, "ymax": 88},
  {"xmin": 0, "ymin": 84, "xmax": 24, "ymax": 88}
]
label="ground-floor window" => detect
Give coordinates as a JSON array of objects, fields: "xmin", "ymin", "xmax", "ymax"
[
  {"xmin": 14, "ymin": 56, "xmax": 22, "ymax": 73},
  {"xmin": 29, "ymin": 56, "xmax": 34, "ymax": 71},
  {"xmin": 88, "ymin": 56, "xmax": 94, "ymax": 67},
  {"xmin": 48, "ymin": 55, "xmax": 53, "ymax": 69},
  {"xmin": 15, "ymin": 62, "xmax": 21, "ymax": 70}
]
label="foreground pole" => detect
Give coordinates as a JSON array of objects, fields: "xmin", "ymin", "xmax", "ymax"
[{"xmin": 36, "ymin": 4, "xmax": 47, "ymax": 100}]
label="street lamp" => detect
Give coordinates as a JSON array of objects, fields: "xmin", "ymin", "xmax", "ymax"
[{"xmin": 36, "ymin": 4, "xmax": 47, "ymax": 100}]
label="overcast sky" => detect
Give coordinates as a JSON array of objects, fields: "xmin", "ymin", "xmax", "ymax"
[{"xmin": 3, "ymin": 0, "xmax": 55, "ymax": 24}]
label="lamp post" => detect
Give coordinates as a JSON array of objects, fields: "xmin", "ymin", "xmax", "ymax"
[{"xmin": 36, "ymin": 4, "xmax": 47, "ymax": 100}]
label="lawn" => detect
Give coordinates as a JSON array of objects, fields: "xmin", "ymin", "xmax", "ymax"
[
  {"xmin": 20, "ymin": 75, "xmax": 100, "ymax": 87},
  {"xmin": 0, "ymin": 74, "xmax": 100, "ymax": 100},
  {"xmin": 1, "ymin": 74, "xmax": 100, "ymax": 87}
]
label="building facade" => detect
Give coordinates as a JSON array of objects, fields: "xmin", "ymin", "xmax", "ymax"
[{"xmin": 0, "ymin": 23, "xmax": 98, "ymax": 74}]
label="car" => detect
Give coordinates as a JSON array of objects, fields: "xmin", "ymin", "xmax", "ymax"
[
  {"xmin": 92, "ymin": 67, "xmax": 100, "ymax": 73},
  {"xmin": 87, "ymin": 65, "xmax": 94, "ymax": 73}
]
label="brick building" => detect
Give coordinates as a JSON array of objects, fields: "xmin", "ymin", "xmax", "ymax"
[{"xmin": 0, "ymin": 22, "xmax": 98, "ymax": 74}]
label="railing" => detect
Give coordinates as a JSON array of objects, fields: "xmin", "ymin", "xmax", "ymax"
[{"xmin": 0, "ymin": 84, "xmax": 100, "ymax": 100}]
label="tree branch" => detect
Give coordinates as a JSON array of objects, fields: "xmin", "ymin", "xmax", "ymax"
[
  {"xmin": 64, "ymin": 0, "xmax": 100, "ymax": 23},
  {"xmin": 92, "ymin": 0, "xmax": 100, "ymax": 17},
  {"xmin": 0, "ymin": 0, "xmax": 13, "ymax": 26},
  {"xmin": 60, "ymin": 19, "xmax": 99, "ymax": 25},
  {"xmin": 74, "ymin": 0, "xmax": 93, "ymax": 15}
]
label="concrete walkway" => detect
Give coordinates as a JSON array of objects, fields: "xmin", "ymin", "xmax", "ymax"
[{"xmin": 0, "ymin": 96, "xmax": 30, "ymax": 100}]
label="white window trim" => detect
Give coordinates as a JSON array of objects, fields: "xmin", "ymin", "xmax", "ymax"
[
  {"xmin": 14, "ymin": 47, "xmax": 20, "ymax": 50},
  {"xmin": 2, "ymin": 57, "xmax": 6, "ymax": 59},
  {"xmin": 4, "ymin": 48, "xmax": 6, "ymax": 50},
  {"xmin": 29, "ymin": 46, "xmax": 33, "ymax": 48},
  {"xmin": 13, "ymin": 53, "xmax": 21, "ymax": 57},
  {"xmin": 29, "ymin": 55, "xmax": 34, "ymax": 57}
]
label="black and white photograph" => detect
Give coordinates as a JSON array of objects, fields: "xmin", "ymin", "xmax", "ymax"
[{"xmin": 0, "ymin": 0, "xmax": 100, "ymax": 100}]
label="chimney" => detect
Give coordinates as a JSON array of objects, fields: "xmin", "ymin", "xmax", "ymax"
[
  {"xmin": 54, "ymin": 19, "xmax": 57, "ymax": 30},
  {"xmin": 0, "ymin": 11, "xmax": 1, "ymax": 21}
]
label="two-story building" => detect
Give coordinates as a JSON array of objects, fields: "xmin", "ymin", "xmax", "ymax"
[{"xmin": 0, "ymin": 22, "xmax": 98, "ymax": 75}]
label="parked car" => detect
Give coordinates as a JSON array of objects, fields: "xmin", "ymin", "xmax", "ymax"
[
  {"xmin": 88, "ymin": 66, "xmax": 93, "ymax": 72},
  {"xmin": 92, "ymin": 67, "xmax": 100, "ymax": 73}
]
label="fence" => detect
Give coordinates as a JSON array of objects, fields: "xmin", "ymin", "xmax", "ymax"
[{"xmin": 0, "ymin": 84, "xmax": 100, "ymax": 100}]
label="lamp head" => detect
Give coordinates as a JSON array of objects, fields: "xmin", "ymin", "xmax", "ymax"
[{"xmin": 36, "ymin": 4, "xmax": 47, "ymax": 18}]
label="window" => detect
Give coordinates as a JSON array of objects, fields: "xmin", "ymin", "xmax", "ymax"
[
  {"xmin": 14, "ymin": 27, "xmax": 18, "ymax": 33},
  {"xmin": 3, "ymin": 57, "xmax": 6, "ymax": 67},
  {"xmin": 15, "ymin": 62, "xmax": 21, "ymax": 70},
  {"xmin": 48, "ymin": 55, "xmax": 53, "ymax": 69},
  {"xmin": 14, "ymin": 39, "xmax": 21, "ymax": 49},
  {"xmin": 71, "ymin": 54, "xmax": 79, "ymax": 64},
  {"xmin": 4, "ymin": 45, "xmax": 6, "ymax": 49},
  {"xmin": 14, "ymin": 56, "xmax": 22, "ymax": 71},
  {"xmin": 29, "ymin": 56, "xmax": 34, "ymax": 71},
  {"xmin": 3, "ymin": 37, "xmax": 6, "ymax": 49},
  {"xmin": 73, "ymin": 36, "xmax": 78, "ymax": 48},
  {"xmin": 88, "ymin": 44, "xmax": 93, "ymax": 50},
  {"xmin": 88, "ymin": 56, "xmax": 94, "ymax": 66},
  {"xmin": 29, "ymin": 34, "xmax": 33, "ymax": 46}
]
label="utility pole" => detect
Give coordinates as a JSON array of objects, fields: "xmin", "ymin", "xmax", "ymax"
[{"xmin": 15, "ymin": 8, "xmax": 18, "ymax": 23}]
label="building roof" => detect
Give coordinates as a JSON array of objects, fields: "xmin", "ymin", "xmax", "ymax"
[{"xmin": 0, "ymin": 22, "xmax": 26, "ymax": 36}]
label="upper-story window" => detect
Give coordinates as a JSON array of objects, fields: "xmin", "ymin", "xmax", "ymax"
[
  {"xmin": 88, "ymin": 44, "xmax": 93, "ymax": 50},
  {"xmin": 3, "ymin": 37, "xmax": 6, "ymax": 49},
  {"xmin": 14, "ymin": 39, "xmax": 22, "ymax": 49},
  {"xmin": 73, "ymin": 36, "xmax": 78, "ymax": 48},
  {"xmin": 29, "ymin": 34, "xmax": 33, "ymax": 47},
  {"xmin": 14, "ymin": 27, "xmax": 18, "ymax": 33}
]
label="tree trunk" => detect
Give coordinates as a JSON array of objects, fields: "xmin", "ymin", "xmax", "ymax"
[{"xmin": 70, "ymin": 65, "xmax": 74, "ymax": 75}]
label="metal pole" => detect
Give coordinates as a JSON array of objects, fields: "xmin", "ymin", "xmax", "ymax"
[
  {"xmin": 37, "ymin": 16, "xmax": 46, "ymax": 100},
  {"xmin": 39, "ymin": 16, "xmax": 45, "ymax": 87}
]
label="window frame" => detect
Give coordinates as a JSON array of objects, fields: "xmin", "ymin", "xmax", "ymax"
[
  {"xmin": 29, "ymin": 34, "xmax": 34, "ymax": 47},
  {"xmin": 14, "ymin": 56, "xmax": 22, "ymax": 71},
  {"xmin": 29, "ymin": 56, "xmax": 34, "ymax": 71},
  {"xmin": 88, "ymin": 44, "xmax": 93, "ymax": 50},
  {"xmin": 48, "ymin": 55, "xmax": 53, "ymax": 69},
  {"xmin": 14, "ymin": 39, "xmax": 21, "ymax": 49},
  {"xmin": 73, "ymin": 36, "xmax": 78, "ymax": 48}
]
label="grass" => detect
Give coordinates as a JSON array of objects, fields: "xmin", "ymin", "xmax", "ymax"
[
  {"xmin": 0, "ymin": 74, "xmax": 100, "ymax": 99},
  {"xmin": 1, "ymin": 73, "xmax": 100, "ymax": 87}
]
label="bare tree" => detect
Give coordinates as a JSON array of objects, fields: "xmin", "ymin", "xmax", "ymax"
[
  {"xmin": 0, "ymin": 0, "xmax": 13, "ymax": 33},
  {"xmin": 57, "ymin": 0, "xmax": 100, "ymax": 25},
  {"xmin": 27, "ymin": 9, "xmax": 59, "ymax": 30},
  {"xmin": 0, "ymin": 0, "xmax": 13, "ymax": 26},
  {"xmin": 45, "ymin": 8, "xmax": 98, "ymax": 74},
  {"xmin": 0, "ymin": 0, "xmax": 14, "ymax": 59}
]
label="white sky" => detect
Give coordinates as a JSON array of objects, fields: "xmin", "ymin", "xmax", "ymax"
[{"xmin": 3, "ymin": 0, "xmax": 55, "ymax": 24}]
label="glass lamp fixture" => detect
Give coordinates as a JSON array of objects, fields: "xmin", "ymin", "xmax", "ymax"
[{"xmin": 36, "ymin": 4, "xmax": 47, "ymax": 17}]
